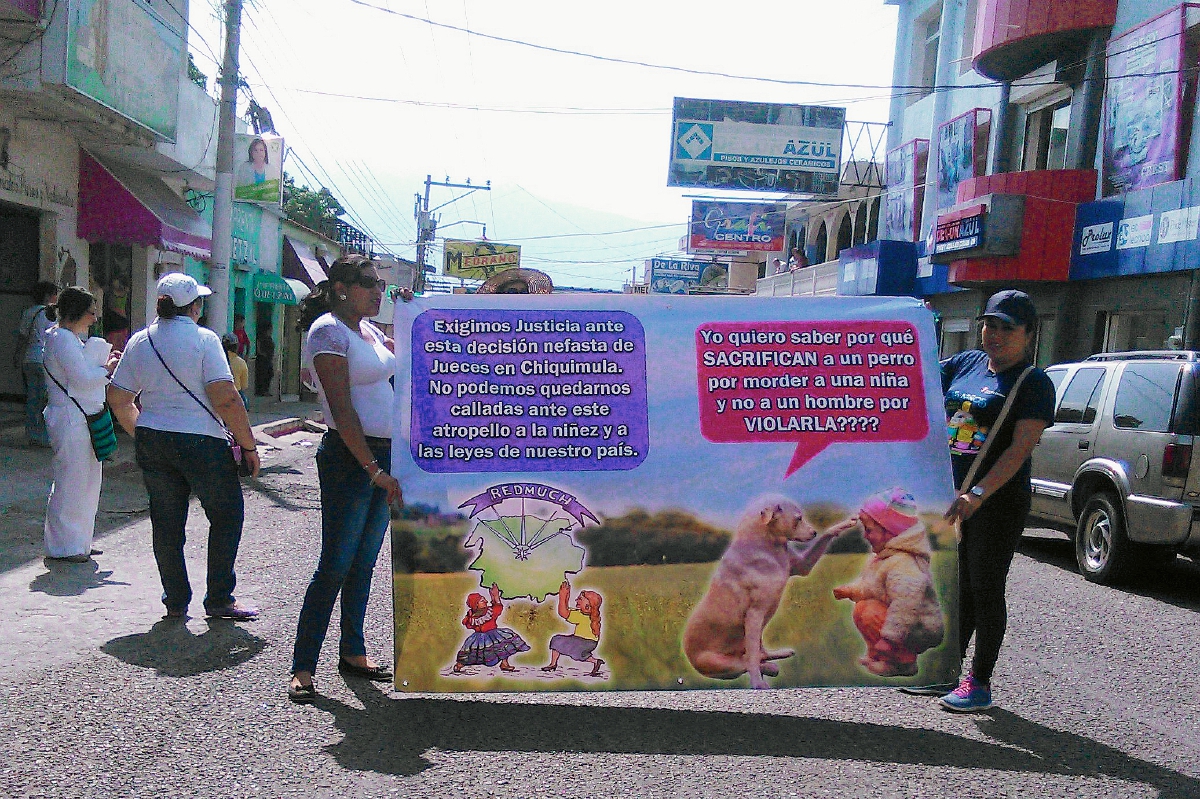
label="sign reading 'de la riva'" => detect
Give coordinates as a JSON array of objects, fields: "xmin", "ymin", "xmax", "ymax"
[{"xmin": 390, "ymin": 295, "xmax": 959, "ymax": 695}]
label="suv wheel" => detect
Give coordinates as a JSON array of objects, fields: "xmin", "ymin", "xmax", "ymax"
[{"xmin": 1075, "ymin": 493, "xmax": 1131, "ymax": 584}]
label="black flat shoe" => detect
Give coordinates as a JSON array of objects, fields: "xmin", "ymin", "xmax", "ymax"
[
  {"xmin": 287, "ymin": 680, "xmax": 317, "ymax": 704},
  {"xmin": 337, "ymin": 658, "xmax": 393, "ymax": 681}
]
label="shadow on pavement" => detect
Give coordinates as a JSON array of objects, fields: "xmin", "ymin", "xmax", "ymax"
[
  {"xmin": 29, "ymin": 559, "xmax": 129, "ymax": 596},
  {"xmin": 1019, "ymin": 535, "xmax": 1200, "ymax": 613},
  {"xmin": 101, "ymin": 618, "xmax": 266, "ymax": 677},
  {"xmin": 304, "ymin": 680, "xmax": 1200, "ymax": 796}
]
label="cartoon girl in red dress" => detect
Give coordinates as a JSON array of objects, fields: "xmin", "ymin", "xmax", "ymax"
[{"xmin": 454, "ymin": 582, "xmax": 530, "ymax": 673}]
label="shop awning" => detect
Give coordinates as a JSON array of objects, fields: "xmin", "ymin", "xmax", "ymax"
[
  {"xmin": 251, "ymin": 271, "xmax": 300, "ymax": 305},
  {"xmin": 77, "ymin": 151, "xmax": 213, "ymax": 260},
  {"xmin": 282, "ymin": 236, "xmax": 327, "ymax": 288},
  {"xmin": 285, "ymin": 278, "xmax": 311, "ymax": 303}
]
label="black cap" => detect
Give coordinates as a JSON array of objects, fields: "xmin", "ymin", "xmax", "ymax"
[{"xmin": 978, "ymin": 289, "xmax": 1037, "ymax": 328}]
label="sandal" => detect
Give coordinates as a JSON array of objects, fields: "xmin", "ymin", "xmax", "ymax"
[
  {"xmin": 287, "ymin": 680, "xmax": 316, "ymax": 704},
  {"xmin": 338, "ymin": 658, "xmax": 393, "ymax": 681}
]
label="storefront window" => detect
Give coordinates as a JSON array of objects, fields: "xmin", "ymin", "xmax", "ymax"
[{"xmin": 88, "ymin": 242, "xmax": 133, "ymax": 349}]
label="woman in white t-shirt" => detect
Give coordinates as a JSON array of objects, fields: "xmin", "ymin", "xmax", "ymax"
[
  {"xmin": 289, "ymin": 254, "xmax": 407, "ymax": 703},
  {"xmin": 108, "ymin": 274, "xmax": 260, "ymax": 621}
]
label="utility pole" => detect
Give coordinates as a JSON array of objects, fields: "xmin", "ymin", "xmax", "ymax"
[
  {"xmin": 207, "ymin": 0, "xmax": 243, "ymax": 333},
  {"xmin": 413, "ymin": 174, "xmax": 490, "ymax": 293}
]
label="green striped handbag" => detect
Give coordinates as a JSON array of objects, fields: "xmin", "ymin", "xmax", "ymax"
[{"xmin": 44, "ymin": 369, "xmax": 119, "ymax": 462}]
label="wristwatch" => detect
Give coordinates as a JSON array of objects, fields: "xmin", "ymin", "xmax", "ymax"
[{"xmin": 969, "ymin": 485, "xmax": 985, "ymax": 498}]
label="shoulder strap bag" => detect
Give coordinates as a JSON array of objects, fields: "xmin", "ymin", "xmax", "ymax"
[
  {"xmin": 44, "ymin": 366, "xmax": 118, "ymax": 462},
  {"xmin": 958, "ymin": 365, "xmax": 1036, "ymax": 493},
  {"xmin": 147, "ymin": 332, "xmax": 250, "ymax": 477}
]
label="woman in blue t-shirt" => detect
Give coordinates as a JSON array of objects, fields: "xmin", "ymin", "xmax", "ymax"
[{"xmin": 921, "ymin": 290, "xmax": 1056, "ymax": 713}]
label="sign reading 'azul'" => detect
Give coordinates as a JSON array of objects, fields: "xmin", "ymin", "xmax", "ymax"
[{"xmin": 933, "ymin": 214, "xmax": 983, "ymax": 254}]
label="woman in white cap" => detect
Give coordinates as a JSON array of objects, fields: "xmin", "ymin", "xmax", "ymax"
[
  {"xmin": 916, "ymin": 289, "xmax": 1056, "ymax": 712},
  {"xmin": 107, "ymin": 273, "xmax": 261, "ymax": 620}
]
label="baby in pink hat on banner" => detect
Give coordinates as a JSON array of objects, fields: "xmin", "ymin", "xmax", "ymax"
[{"xmin": 833, "ymin": 488, "xmax": 945, "ymax": 677}]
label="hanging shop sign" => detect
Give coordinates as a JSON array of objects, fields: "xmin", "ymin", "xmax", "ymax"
[
  {"xmin": 935, "ymin": 109, "xmax": 991, "ymax": 211},
  {"xmin": 668, "ymin": 98, "xmax": 845, "ymax": 195},
  {"xmin": 234, "ymin": 133, "xmax": 284, "ymax": 206},
  {"xmin": 1102, "ymin": 7, "xmax": 1185, "ymax": 196},
  {"xmin": 930, "ymin": 194, "xmax": 1024, "ymax": 264},
  {"xmin": 64, "ymin": 0, "xmax": 183, "ymax": 140},
  {"xmin": 647, "ymin": 257, "xmax": 707, "ymax": 294},
  {"xmin": 882, "ymin": 139, "xmax": 928, "ymax": 242},
  {"xmin": 250, "ymin": 271, "xmax": 299, "ymax": 305},
  {"xmin": 444, "ymin": 240, "xmax": 522, "ymax": 280},
  {"xmin": 934, "ymin": 210, "xmax": 983, "ymax": 254},
  {"xmin": 688, "ymin": 200, "xmax": 786, "ymax": 254},
  {"xmin": 391, "ymin": 294, "xmax": 957, "ymax": 693}
]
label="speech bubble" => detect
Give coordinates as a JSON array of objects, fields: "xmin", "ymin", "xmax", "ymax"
[{"xmin": 695, "ymin": 320, "xmax": 929, "ymax": 477}]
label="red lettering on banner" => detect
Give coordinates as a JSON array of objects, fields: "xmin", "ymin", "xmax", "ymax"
[{"xmin": 695, "ymin": 321, "xmax": 928, "ymax": 477}]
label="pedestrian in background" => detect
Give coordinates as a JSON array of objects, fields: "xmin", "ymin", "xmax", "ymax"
[
  {"xmin": 255, "ymin": 320, "xmax": 275, "ymax": 396},
  {"xmin": 221, "ymin": 334, "xmax": 250, "ymax": 407},
  {"xmin": 107, "ymin": 274, "xmax": 261, "ymax": 621},
  {"xmin": 288, "ymin": 255, "xmax": 404, "ymax": 704},
  {"xmin": 919, "ymin": 290, "xmax": 1055, "ymax": 712},
  {"xmin": 42, "ymin": 287, "xmax": 121, "ymax": 562},
  {"xmin": 12, "ymin": 281, "xmax": 58, "ymax": 447},
  {"xmin": 232, "ymin": 313, "xmax": 251, "ymax": 359}
]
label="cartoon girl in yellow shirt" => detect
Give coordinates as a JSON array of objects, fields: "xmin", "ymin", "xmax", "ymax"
[{"xmin": 541, "ymin": 579, "xmax": 605, "ymax": 677}]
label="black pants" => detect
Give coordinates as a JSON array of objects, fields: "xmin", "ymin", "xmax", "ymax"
[{"xmin": 958, "ymin": 486, "xmax": 1029, "ymax": 684}]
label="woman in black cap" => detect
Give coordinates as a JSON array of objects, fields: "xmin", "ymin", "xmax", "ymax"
[{"xmin": 914, "ymin": 290, "xmax": 1056, "ymax": 712}]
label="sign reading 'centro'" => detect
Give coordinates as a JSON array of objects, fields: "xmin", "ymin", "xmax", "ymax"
[{"xmin": 934, "ymin": 213, "xmax": 983, "ymax": 254}]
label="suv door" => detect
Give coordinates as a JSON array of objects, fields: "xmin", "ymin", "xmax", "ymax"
[
  {"xmin": 1032, "ymin": 365, "xmax": 1108, "ymax": 522},
  {"xmin": 1095, "ymin": 361, "xmax": 1186, "ymax": 542}
]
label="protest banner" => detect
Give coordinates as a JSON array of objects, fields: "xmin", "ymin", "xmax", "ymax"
[{"xmin": 392, "ymin": 295, "xmax": 958, "ymax": 692}]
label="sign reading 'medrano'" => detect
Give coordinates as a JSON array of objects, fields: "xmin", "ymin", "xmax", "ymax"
[{"xmin": 391, "ymin": 294, "xmax": 958, "ymax": 693}]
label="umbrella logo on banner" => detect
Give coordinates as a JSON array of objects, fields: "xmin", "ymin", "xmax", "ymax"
[{"xmin": 458, "ymin": 483, "xmax": 599, "ymax": 602}]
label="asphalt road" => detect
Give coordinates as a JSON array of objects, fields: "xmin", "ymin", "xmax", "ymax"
[{"xmin": 2, "ymin": 431, "xmax": 1198, "ymax": 799}]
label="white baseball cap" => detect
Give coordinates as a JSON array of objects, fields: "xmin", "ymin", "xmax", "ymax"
[{"xmin": 156, "ymin": 272, "xmax": 212, "ymax": 308}]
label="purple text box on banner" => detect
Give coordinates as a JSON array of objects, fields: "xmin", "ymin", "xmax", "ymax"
[{"xmin": 410, "ymin": 309, "xmax": 649, "ymax": 472}]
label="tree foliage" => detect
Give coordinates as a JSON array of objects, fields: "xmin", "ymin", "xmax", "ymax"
[
  {"xmin": 283, "ymin": 172, "xmax": 345, "ymax": 236},
  {"xmin": 576, "ymin": 509, "xmax": 731, "ymax": 566}
]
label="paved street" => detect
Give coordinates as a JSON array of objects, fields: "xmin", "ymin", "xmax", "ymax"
[{"xmin": 1, "ymin": 406, "xmax": 1198, "ymax": 798}]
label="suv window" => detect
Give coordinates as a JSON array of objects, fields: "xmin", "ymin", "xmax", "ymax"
[
  {"xmin": 1046, "ymin": 368, "xmax": 1068, "ymax": 394},
  {"xmin": 1055, "ymin": 368, "xmax": 1106, "ymax": 424},
  {"xmin": 1112, "ymin": 363, "xmax": 1182, "ymax": 432}
]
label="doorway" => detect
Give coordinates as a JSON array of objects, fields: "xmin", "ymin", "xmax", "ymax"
[{"xmin": 0, "ymin": 206, "xmax": 42, "ymax": 400}]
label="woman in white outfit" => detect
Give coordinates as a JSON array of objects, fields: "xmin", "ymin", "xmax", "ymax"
[{"xmin": 42, "ymin": 287, "xmax": 121, "ymax": 562}]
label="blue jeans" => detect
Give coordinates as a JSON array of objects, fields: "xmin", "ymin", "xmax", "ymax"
[
  {"xmin": 292, "ymin": 430, "xmax": 391, "ymax": 674},
  {"xmin": 23, "ymin": 362, "xmax": 49, "ymax": 446},
  {"xmin": 135, "ymin": 428, "xmax": 245, "ymax": 613}
]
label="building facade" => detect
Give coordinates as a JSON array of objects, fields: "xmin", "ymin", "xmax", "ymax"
[
  {"xmin": 0, "ymin": 0, "xmax": 219, "ymax": 399},
  {"xmin": 763, "ymin": 0, "xmax": 1200, "ymax": 368},
  {"xmin": 884, "ymin": 0, "xmax": 1200, "ymax": 364}
]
